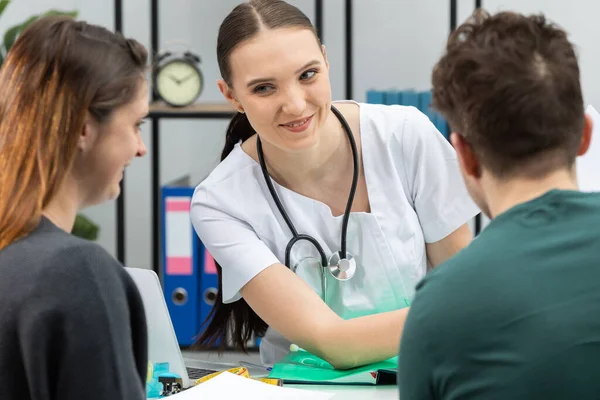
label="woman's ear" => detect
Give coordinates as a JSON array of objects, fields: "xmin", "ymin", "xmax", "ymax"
[
  {"xmin": 321, "ymin": 44, "xmax": 329, "ymax": 69},
  {"xmin": 217, "ymin": 79, "xmax": 242, "ymax": 112},
  {"xmin": 79, "ymin": 117, "xmax": 99, "ymax": 153}
]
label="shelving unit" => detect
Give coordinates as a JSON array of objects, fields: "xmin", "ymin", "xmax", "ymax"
[
  {"xmin": 149, "ymin": 102, "xmax": 236, "ymax": 117},
  {"xmin": 114, "ymin": 0, "xmax": 482, "ymax": 273},
  {"xmin": 115, "ymin": 0, "xmax": 125, "ymax": 264}
]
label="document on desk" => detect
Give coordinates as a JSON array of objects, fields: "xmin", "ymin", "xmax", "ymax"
[
  {"xmin": 167, "ymin": 372, "xmax": 335, "ymax": 399},
  {"xmin": 578, "ymin": 105, "xmax": 600, "ymax": 192}
]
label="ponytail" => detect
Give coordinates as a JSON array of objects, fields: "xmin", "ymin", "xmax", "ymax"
[
  {"xmin": 194, "ymin": 111, "xmax": 268, "ymax": 353},
  {"xmin": 220, "ymin": 112, "xmax": 256, "ymax": 161}
]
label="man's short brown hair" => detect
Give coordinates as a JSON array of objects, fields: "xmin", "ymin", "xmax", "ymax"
[{"xmin": 432, "ymin": 9, "xmax": 584, "ymax": 179}]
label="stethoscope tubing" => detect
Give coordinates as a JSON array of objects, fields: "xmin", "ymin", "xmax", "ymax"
[{"xmin": 256, "ymin": 104, "xmax": 359, "ymax": 277}]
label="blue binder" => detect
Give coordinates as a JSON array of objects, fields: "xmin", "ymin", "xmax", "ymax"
[
  {"xmin": 384, "ymin": 90, "xmax": 401, "ymax": 105},
  {"xmin": 161, "ymin": 186, "xmax": 202, "ymax": 347},
  {"xmin": 418, "ymin": 90, "xmax": 451, "ymax": 141},
  {"xmin": 366, "ymin": 89, "xmax": 385, "ymax": 104},
  {"xmin": 197, "ymin": 244, "xmax": 219, "ymax": 339},
  {"xmin": 401, "ymin": 89, "xmax": 419, "ymax": 109}
]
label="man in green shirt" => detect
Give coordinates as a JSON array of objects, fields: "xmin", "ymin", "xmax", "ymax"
[{"xmin": 398, "ymin": 9, "xmax": 599, "ymax": 400}]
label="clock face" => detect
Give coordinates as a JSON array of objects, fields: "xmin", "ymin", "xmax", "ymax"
[{"xmin": 156, "ymin": 60, "xmax": 202, "ymax": 107}]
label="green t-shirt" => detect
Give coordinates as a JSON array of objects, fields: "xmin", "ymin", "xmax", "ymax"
[{"xmin": 399, "ymin": 190, "xmax": 600, "ymax": 399}]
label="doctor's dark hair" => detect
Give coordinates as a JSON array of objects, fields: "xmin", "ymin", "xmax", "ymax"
[
  {"xmin": 194, "ymin": 0, "xmax": 320, "ymax": 353},
  {"xmin": 0, "ymin": 16, "xmax": 147, "ymax": 251},
  {"xmin": 431, "ymin": 9, "xmax": 584, "ymax": 179}
]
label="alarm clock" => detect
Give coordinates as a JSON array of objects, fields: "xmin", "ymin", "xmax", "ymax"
[{"xmin": 153, "ymin": 50, "xmax": 203, "ymax": 107}]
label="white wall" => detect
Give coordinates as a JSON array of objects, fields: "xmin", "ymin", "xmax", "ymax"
[{"xmin": 2, "ymin": 0, "xmax": 594, "ymax": 263}]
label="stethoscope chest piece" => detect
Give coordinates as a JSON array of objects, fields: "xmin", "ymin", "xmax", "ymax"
[{"xmin": 327, "ymin": 251, "xmax": 357, "ymax": 281}]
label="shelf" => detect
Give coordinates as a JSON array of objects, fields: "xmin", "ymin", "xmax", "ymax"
[{"xmin": 148, "ymin": 101, "xmax": 236, "ymax": 119}]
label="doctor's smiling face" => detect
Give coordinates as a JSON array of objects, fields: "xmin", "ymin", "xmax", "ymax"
[{"xmin": 218, "ymin": 26, "xmax": 332, "ymax": 153}]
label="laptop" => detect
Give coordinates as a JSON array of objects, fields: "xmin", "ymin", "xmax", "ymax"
[{"xmin": 125, "ymin": 267, "xmax": 232, "ymax": 388}]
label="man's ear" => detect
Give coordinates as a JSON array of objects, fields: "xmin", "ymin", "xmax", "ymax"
[
  {"xmin": 451, "ymin": 132, "xmax": 481, "ymax": 178},
  {"xmin": 578, "ymin": 112, "xmax": 593, "ymax": 156},
  {"xmin": 217, "ymin": 79, "xmax": 243, "ymax": 113}
]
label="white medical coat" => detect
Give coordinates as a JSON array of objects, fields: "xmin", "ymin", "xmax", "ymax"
[{"xmin": 190, "ymin": 101, "xmax": 480, "ymax": 365}]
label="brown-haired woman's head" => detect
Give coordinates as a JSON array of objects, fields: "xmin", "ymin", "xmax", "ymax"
[
  {"xmin": 431, "ymin": 9, "xmax": 592, "ymax": 216},
  {"xmin": 216, "ymin": 0, "xmax": 329, "ymax": 160},
  {"xmin": 0, "ymin": 16, "xmax": 149, "ymax": 250},
  {"xmin": 195, "ymin": 0, "xmax": 329, "ymax": 354}
]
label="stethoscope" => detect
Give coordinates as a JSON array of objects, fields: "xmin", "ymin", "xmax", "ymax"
[{"xmin": 256, "ymin": 105, "xmax": 358, "ymax": 301}]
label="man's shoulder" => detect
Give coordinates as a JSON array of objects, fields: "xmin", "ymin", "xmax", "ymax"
[{"xmin": 411, "ymin": 236, "xmax": 500, "ymax": 314}]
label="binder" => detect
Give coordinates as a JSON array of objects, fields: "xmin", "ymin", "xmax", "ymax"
[
  {"xmin": 197, "ymin": 246, "xmax": 218, "ymax": 336},
  {"xmin": 418, "ymin": 90, "xmax": 451, "ymax": 141},
  {"xmin": 384, "ymin": 90, "xmax": 402, "ymax": 106},
  {"xmin": 161, "ymin": 186, "xmax": 201, "ymax": 347},
  {"xmin": 418, "ymin": 90, "xmax": 434, "ymax": 120},
  {"xmin": 401, "ymin": 89, "xmax": 419, "ymax": 109},
  {"xmin": 366, "ymin": 89, "xmax": 385, "ymax": 104}
]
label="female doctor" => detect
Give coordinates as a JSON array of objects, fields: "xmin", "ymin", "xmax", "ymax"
[{"xmin": 191, "ymin": 0, "xmax": 479, "ymax": 369}]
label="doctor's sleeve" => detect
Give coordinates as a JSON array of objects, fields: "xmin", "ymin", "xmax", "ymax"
[
  {"xmin": 399, "ymin": 108, "xmax": 480, "ymax": 243},
  {"xmin": 190, "ymin": 187, "xmax": 280, "ymax": 304}
]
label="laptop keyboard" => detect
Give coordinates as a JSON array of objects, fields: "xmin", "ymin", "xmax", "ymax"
[{"xmin": 186, "ymin": 366, "xmax": 217, "ymax": 380}]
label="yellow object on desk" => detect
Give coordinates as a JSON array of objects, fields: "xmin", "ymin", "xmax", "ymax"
[
  {"xmin": 193, "ymin": 366, "xmax": 284, "ymax": 387},
  {"xmin": 254, "ymin": 377, "xmax": 284, "ymax": 386},
  {"xmin": 194, "ymin": 367, "xmax": 250, "ymax": 385}
]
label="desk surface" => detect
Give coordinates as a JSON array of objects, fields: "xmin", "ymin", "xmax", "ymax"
[
  {"xmin": 184, "ymin": 358, "xmax": 398, "ymax": 399},
  {"xmin": 288, "ymin": 383, "xmax": 397, "ymax": 399}
]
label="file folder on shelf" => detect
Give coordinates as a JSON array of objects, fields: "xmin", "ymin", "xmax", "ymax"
[
  {"xmin": 161, "ymin": 185, "xmax": 262, "ymax": 350},
  {"xmin": 161, "ymin": 186, "xmax": 201, "ymax": 347}
]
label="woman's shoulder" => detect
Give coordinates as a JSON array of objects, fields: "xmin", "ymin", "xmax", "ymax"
[
  {"xmin": 40, "ymin": 231, "xmax": 124, "ymax": 282},
  {"xmin": 0, "ymin": 219, "xmax": 132, "ymax": 309},
  {"xmin": 334, "ymin": 100, "xmax": 430, "ymax": 140},
  {"xmin": 192, "ymin": 143, "xmax": 265, "ymax": 214},
  {"xmin": 196, "ymin": 142, "xmax": 257, "ymax": 190}
]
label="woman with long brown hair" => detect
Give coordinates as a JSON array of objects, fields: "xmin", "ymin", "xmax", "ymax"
[{"xmin": 0, "ymin": 16, "xmax": 149, "ymax": 400}]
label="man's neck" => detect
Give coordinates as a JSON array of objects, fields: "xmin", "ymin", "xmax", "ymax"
[
  {"xmin": 42, "ymin": 180, "xmax": 80, "ymax": 233},
  {"xmin": 261, "ymin": 109, "xmax": 349, "ymax": 189},
  {"xmin": 484, "ymin": 168, "xmax": 579, "ymax": 219}
]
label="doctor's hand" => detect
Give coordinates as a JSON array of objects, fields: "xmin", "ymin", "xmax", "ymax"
[{"xmin": 240, "ymin": 263, "xmax": 409, "ymax": 370}]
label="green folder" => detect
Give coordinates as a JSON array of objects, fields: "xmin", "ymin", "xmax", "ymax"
[{"xmin": 268, "ymin": 350, "xmax": 398, "ymax": 385}]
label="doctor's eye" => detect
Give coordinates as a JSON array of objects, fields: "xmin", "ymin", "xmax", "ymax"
[
  {"xmin": 252, "ymin": 84, "xmax": 274, "ymax": 95},
  {"xmin": 300, "ymin": 69, "xmax": 318, "ymax": 81}
]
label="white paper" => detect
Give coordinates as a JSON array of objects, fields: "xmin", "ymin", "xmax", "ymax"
[
  {"xmin": 165, "ymin": 372, "xmax": 335, "ymax": 400},
  {"xmin": 577, "ymin": 105, "xmax": 600, "ymax": 192}
]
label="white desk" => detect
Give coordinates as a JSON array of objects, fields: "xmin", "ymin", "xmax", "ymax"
[
  {"xmin": 184, "ymin": 359, "xmax": 398, "ymax": 399},
  {"xmin": 288, "ymin": 383, "xmax": 398, "ymax": 399}
]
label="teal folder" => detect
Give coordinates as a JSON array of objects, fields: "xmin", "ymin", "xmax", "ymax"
[
  {"xmin": 401, "ymin": 89, "xmax": 419, "ymax": 108},
  {"xmin": 268, "ymin": 350, "xmax": 398, "ymax": 385},
  {"xmin": 366, "ymin": 90, "xmax": 385, "ymax": 104},
  {"xmin": 384, "ymin": 90, "xmax": 401, "ymax": 105}
]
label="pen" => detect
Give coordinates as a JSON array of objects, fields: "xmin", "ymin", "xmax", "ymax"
[{"xmin": 238, "ymin": 361, "xmax": 272, "ymax": 371}]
